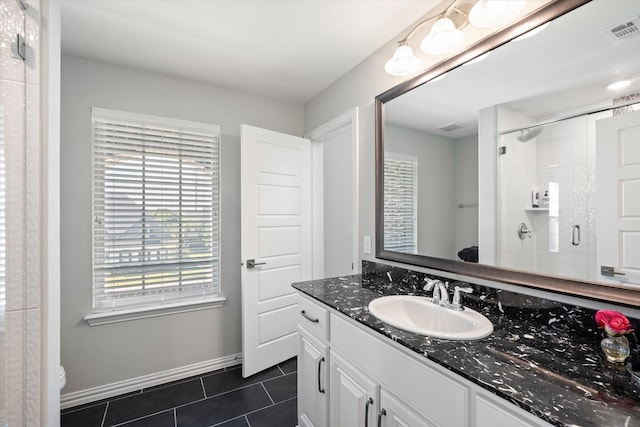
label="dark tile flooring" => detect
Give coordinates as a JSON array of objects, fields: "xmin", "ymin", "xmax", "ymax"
[{"xmin": 61, "ymin": 358, "xmax": 297, "ymax": 427}]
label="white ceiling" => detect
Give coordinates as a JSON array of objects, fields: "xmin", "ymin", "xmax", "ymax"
[{"xmin": 60, "ymin": 0, "xmax": 443, "ymax": 104}]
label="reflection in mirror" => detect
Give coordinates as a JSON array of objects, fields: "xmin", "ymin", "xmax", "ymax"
[
  {"xmin": 383, "ymin": 117, "xmax": 478, "ymax": 260},
  {"xmin": 378, "ymin": 0, "xmax": 640, "ymax": 303},
  {"xmin": 498, "ymin": 105, "xmax": 640, "ymax": 285}
]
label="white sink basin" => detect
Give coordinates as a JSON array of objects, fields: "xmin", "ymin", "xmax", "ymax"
[{"xmin": 368, "ymin": 295, "xmax": 493, "ymax": 340}]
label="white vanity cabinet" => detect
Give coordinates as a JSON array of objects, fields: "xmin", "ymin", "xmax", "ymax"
[
  {"xmin": 298, "ymin": 295, "xmax": 330, "ymax": 427},
  {"xmin": 296, "ymin": 292, "xmax": 551, "ymax": 427},
  {"xmin": 330, "ymin": 351, "xmax": 379, "ymax": 427}
]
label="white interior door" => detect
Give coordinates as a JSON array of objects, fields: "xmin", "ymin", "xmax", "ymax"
[
  {"xmin": 241, "ymin": 124, "xmax": 312, "ymax": 377},
  {"xmin": 596, "ymin": 109, "xmax": 640, "ymax": 285}
]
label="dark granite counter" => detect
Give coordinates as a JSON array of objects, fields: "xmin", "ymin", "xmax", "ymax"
[{"xmin": 292, "ymin": 261, "xmax": 640, "ymax": 427}]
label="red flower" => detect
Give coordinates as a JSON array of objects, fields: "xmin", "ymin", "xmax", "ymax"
[{"xmin": 595, "ymin": 310, "xmax": 634, "ymax": 336}]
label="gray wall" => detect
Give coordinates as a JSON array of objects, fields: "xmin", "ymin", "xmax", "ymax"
[
  {"xmin": 60, "ymin": 54, "xmax": 304, "ymax": 393},
  {"xmin": 385, "ymin": 124, "xmax": 456, "ymax": 258},
  {"xmin": 304, "ymin": 33, "xmax": 419, "ymax": 261},
  {"xmin": 453, "ymin": 135, "xmax": 479, "ymax": 260}
]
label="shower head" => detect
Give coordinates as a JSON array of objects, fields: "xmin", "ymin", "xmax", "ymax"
[{"xmin": 517, "ymin": 127, "xmax": 543, "ymax": 142}]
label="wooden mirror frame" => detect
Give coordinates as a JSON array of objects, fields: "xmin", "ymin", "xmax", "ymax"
[{"xmin": 375, "ymin": 0, "xmax": 640, "ymax": 307}]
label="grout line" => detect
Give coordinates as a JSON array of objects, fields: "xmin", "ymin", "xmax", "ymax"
[
  {"xmin": 61, "ymin": 400, "xmax": 110, "ymax": 415},
  {"xmin": 209, "ymin": 401, "xmax": 275, "ymax": 427},
  {"xmin": 110, "ymin": 409, "xmax": 174, "ymax": 427},
  {"xmin": 240, "ymin": 396, "xmax": 297, "ymax": 421},
  {"xmin": 209, "ymin": 414, "xmax": 250, "ymax": 427},
  {"xmin": 169, "ymin": 381, "xmax": 265, "ymax": 413},
  {"xmin": 65, "ymin": 368, "xmax": 296, "ymax": 427},
  {"xmin": 200, "ymin": 377, "xmax": 207, "ymax": 399},
  {"xmin": 260, "ymin": 382, "xmax": 275, "ymax": 406},
  {"xmin": 100, "ymin": 402, "xmax": 109, "ymax": 427}
]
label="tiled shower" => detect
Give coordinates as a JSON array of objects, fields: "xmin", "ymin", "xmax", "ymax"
[
  {"xmin": 497, "ymin": 112, "xmax": 600, "ymax": 281},
  {"xmin": 0, "ymin": 0, "xmax": 42, "ymax": 425}
]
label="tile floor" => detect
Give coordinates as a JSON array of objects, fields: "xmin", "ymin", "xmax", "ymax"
[{"xmin": 61, "ymin": 358, "xmax": 297, "ymax": 427}]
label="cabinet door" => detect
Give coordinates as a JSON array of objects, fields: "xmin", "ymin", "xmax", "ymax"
[
  {"xmin": 298, "ymin": 326, "xmax": 329, "ymax": 427},
  {"xmin": 378, "ymin": 389, "xmax": 434, "ymax": 427},
  {"xmin": 330, "ymin": 351, "xmax": 379, "ymax": 427}
]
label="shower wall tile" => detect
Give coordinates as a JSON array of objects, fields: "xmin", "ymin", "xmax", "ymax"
[
  {"xmin": 3, "ymin": 307, "xmax": 41, "ymax": 426},
  {"xmin": 0, "ymin": 79, "xmax": 30, "ymax": 311},
  {"xmin": 0, "ymin": 1, "xmax": 41, "ymax": 426},
  {"xmin": 537, "ymin": 121, "xmax": 572, "ymax": 168},
  {"xmin": 572, "ymin": 164, "xmax": 593, "ymax": 254},
  {"xmin": 25, "ymin": 82, "xmax": 41, "ymax": 309},
  {"xmin": 0, "ymin": 0, "xmax": 26, "ymax": 83},
  {"xmin": 498, "ymin": 163, "xmax": 535, "ymax": 253},
  {"xmin": 503, "ymin": 133, "xmax": 536, "ymax": 169},
  {"xmin": 24, "ymin": 0, "xmax": 40, "ymax": 85},
  {"xmin": 570, "ymin": 115, "xmax": 589, "ymax": 166},
  {"xmin": 498, "ymin": 249, "xmax": 535, "ymax": 271}
]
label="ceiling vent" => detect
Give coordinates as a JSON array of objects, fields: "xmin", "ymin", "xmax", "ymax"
[
  {"xmin": 603, "ymin": 16, "xmax": 640, "ymax": 43},
  {"xmin": 438, "ymin": 122, "xmax": 466, "ymax": 132}
]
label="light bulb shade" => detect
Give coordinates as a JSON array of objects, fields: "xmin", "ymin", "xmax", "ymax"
[
  {"xmin": 469, "ymin": 0, "xmax": 524, "ymax": 28},
  {"xmin": 420, "ymin": 17, "xmax": 464, "ymax": 55},
  {"xmin": 384, "ymin": 44, "xmax": 421, "ymax": 76}
]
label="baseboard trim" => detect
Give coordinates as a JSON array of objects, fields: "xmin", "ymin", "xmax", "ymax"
[{"xmin": 60, "ymin": 353, "xmax": 242, "ymax": 410}]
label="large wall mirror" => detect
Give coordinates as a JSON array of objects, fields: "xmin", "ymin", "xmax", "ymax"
[{"xmin": 375, "ymin": 0, "xmax": 640, "ymax": 306}]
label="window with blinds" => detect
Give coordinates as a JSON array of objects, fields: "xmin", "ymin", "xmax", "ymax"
[
  {"xmin": 383, "ymin": 154, "xmax": 417, "ymax": 254},
  {"xmin": 92, "ymin": 108, "xmax": 221, "ymax": 312}
]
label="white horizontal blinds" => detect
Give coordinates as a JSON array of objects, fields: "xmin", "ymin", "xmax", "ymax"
[
  {"xmin": 92, "ymin": 108, "xmax": 220, "ymax": 311},
  {"xmin": 384, "ymin": 155, "xmax": 417, "ymax": 254}
]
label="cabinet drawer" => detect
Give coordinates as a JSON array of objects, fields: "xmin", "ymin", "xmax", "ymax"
[
  {"xmin": 476, "ymin": 394, "xmax": 550, "ymax": 427},
  {"xmin": 298, "ymin": 294, "xmax": 330, "ymax": 340}
]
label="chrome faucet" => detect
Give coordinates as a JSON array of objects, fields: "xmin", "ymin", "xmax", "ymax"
[
  {"xmin": 424, "ymin": 279, "xmax": 474, "ymax": 310},
  {"xmin": 423, "ymin": 279, "xmax": 449, "ymax": 306}
]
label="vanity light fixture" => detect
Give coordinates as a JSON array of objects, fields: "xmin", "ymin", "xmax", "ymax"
[
  {"xmin": 421, "ymin": 17, "xmax": 465, "ymax": 55},
  {"xmin": 606, "ymin": 79, "xmax": 632, "ymax": 91},
  {"xmin": 468, "ymin": 0, "xmax": 525, "ymax": 28},
  {"xmin": 384, "ymin": 0, "xmax": 526, "ymax": 76},
  {"xmin": 384, "ymin": 42, "xmax": 422, "ymax": 76}
]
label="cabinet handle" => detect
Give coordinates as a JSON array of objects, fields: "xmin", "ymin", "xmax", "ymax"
[
  {"xmin": 365, "ymin": 397, "xmax": 374, "ymax": 427},
  {"xmin": 377, "ymin": 408, "xmax": 387, "ymax": 427},
  {"xmin": 317, "ymin": 356, "xmax": 325, "ymax": 394},
  {"xmin": 300, "ymin": 310, "xmax": 319, "ymax": 323}
]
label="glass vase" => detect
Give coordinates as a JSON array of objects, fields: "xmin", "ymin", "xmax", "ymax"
[{"xmin": 600, "ymin": 335, "xmax": 630, "ymax": 364}]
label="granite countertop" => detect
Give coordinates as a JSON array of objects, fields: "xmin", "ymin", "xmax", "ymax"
[{"xmin": 292, "ymin": 263, "xmax": 640, "ymax": 427}]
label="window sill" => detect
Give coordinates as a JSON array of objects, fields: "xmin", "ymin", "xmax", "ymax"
[{"xmin": 84, "ymin": 296, "xmax": 227, "ymax": 326}]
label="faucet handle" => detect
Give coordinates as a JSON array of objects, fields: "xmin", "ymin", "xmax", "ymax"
[{"xmin": 452, "ymin": 286, "xmax": 473, "ymax": 310}]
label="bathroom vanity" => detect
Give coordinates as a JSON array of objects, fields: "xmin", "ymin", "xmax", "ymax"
[{"xmin": 294, "ymin": 262, "xmax": 640, "ymax": 427}]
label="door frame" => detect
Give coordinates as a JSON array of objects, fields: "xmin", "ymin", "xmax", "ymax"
[{"xmin": 305, "ymin": 107, "xmax": 359, "ymax": 278}]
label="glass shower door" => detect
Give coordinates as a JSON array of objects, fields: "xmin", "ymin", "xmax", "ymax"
[{"xmin": 497, "ymin": 113, "xmax": 597, "ymax": 281}]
